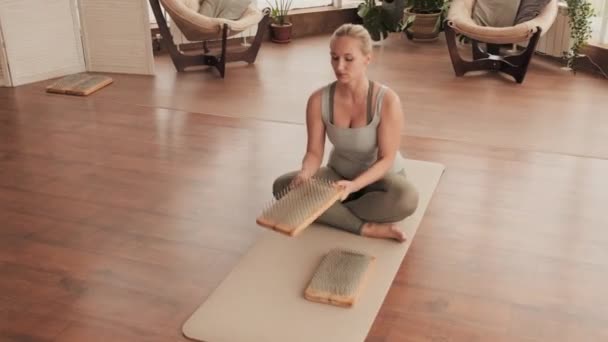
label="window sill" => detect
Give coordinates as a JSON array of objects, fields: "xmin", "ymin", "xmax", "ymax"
[
  {"xmin": 588, "ymin": 41, "xmax": 608, "ymax": 50},
  {"xmin": 287, "ymin": 4, "xmax": 358, "ymax": 15}
]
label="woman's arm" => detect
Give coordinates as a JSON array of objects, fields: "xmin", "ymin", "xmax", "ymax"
[
  {"xmin": 296, "ymin": 90, "xmax": 326, "ymax": 182},
  {"xmin": 337, "ymin": 88, "xmax": 404, "ymax": 196}
]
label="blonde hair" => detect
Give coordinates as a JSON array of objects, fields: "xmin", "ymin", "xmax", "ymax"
[{"xmin": 330, "ymin": 24, "xmax": 372, "ymax": 56}]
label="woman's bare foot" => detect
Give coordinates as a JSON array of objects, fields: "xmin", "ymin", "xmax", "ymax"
[{"xmin": 361, "ymin": 222, "xmax": 407, "ymax": 242}]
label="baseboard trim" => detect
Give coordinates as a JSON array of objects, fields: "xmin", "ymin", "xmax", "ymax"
[{"xmin": 533, "ymin": 43, "xmax": 608, "ymax": 79}]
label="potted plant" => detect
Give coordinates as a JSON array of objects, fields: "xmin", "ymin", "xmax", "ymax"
[
  {"xmin": 564, "ymin": 0, "xmax": 594, "ymax": 72},
  {"xmin": 401, "ymin": 0, "xmax": 449, "ymax": 41},
  {"xmin": 357, "ymin": 0, "xmax": 397, "ymax": 42},
  {"xmin": 266, "ymin": 0, "xmax": 294, "ymax": 43}
]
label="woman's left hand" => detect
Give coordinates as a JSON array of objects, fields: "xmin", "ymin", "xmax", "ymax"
[{"xmin": 334, "ymin": 180, "xmax": 359, "ymax": 201}]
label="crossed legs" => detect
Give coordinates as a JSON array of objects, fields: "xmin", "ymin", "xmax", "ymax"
[{"xmin": 272, "ymin": 167, "xmax": 419, "ymax": 242}]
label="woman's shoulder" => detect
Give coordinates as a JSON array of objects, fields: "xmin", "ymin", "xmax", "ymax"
[
  {"xmin": 308, "ymin": 82, "xmax": 336, "ymax": 104},
  {"xmin": 373, "ymin": 82, "xmax": 397, "ymax": 99},
  {"xmin": 307, "ymin": 87, "xmax": 323, "ymax": 107},
  {"xmin": 306, "ymin": 82, "xmax": 334, "ymax": 117},
  {"xmin": 374, "ymin": 83, "xmax": 400, "ymax": 108},
  {"xmin": 374, "ymin": 83, "xmax": 402, "ymax": 121}
]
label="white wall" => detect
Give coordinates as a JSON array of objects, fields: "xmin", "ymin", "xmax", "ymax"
[{"xmin": 0, "ymin": 0, "xmax": 86, "ymax": 86}]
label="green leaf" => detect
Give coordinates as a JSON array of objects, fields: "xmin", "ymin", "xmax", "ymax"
[
  {"xmin": 564, "ymin": 0, "xmax": 595, "ymax": 71},
  {"xmin": 357, "ymin": 6, "xmax": 369, "ymax": 18}
]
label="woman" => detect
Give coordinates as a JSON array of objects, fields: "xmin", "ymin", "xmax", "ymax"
[{"xmin": 272, "ymin": 24, "xmax": 419, "ymax": 242}]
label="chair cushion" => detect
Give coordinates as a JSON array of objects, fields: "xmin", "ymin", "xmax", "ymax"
[
  {"xmin": 473, "ymin": 0, "xmax": 522, "ymax": 27},
  {"xmin": 514, "ymin": 0, "xmax": 552, "ymax": 24},
  {"xmin": 198, "ymin": 0, "xmax": 252, "ymax": 20}
]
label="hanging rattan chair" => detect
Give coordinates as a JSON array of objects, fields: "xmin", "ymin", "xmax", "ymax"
[
  {"xmin": 149, "ymin": 0, "xmax": 270, "ymax": 77},
  {"xmin": 443, "ymin": 0, "xmax": 559, "ymax": 83}
]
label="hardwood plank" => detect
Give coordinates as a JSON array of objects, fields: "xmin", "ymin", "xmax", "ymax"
[
  {"xmin": 507, "ymin": 304, "xmax": 608, "ymax": 341},
  {"xmin": 0, "ymin": 261, "xmax": 82, "ymax": 306},
  {"xmin": 83, "ymin": 205, "xmax": 256, "ymax": 252},
  {"xmin": 0, "ymin": 184, "xmax": 256, "ymax": 254},
  {"xmin": 0, "ymin": 307, "xmax": 72, "ymax": 342},
  {"xmin": 382, "ymin": 311, "xmax": 541, "ymax": 342},
  {"xmin": 4, "ymin": 230, "xmax": 221, "ymax": 306},
  {"xmin": 0, "ymin": 209, "xmax": 58, "ymax": 238},
  {"xmin": 1, "ymin": 34, "xmax": 607, "ymax": 342},
  {"xmin": 4, "ymin": 36, "xmax": 607, "ymax": 160},
  {"xmin": 54, "ymin": 318, "xmax": 178, "ymax": 342},
  {"xmin": 0, "ymin": 231, "xmax": 230, "ymax": 339},
  {"xmin": 0, "ymin": 188, "xmax": 101, "ymax": 224}
]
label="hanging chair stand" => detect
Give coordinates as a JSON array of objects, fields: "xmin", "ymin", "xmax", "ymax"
[
  {"xmin": 443, "ymin": 0, "xmax": 558, "ymax": 84},
  {"xmin": 444, "ymin": 23, "xmax": 542, "ymax": 84},
  {"xmin": 149, "ymin": 0, "xmax": 270, "ymax": 77}
]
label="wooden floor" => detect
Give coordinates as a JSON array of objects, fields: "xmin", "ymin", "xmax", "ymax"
[{"xmin": 1, "ymin": 33, "xmax": 607, "ymax": 341}]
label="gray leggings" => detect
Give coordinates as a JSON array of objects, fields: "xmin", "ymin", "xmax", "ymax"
[{"xmin": 272, "ymin": 167, "xmax": 419, "ymax": 235}]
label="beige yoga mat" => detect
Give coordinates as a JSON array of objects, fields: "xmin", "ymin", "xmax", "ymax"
[{"xmin": 182, "ymin": 159, "xmax": 445, "ymax": 342}]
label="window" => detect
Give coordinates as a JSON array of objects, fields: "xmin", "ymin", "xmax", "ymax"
[
  {"xmin": 256, "ymin": 0, "xmax": 332, "ymax": 11},
  {"xmin": 333, "ymin": 0, "xmax": 364, "ymax": 8},
  {"xmin": 590, "ymin": 0, "xmax": 608, "ymax": 45},
  {"xmin": 147, "ymin": 0, "xmax": 336, "ymax": 22}
]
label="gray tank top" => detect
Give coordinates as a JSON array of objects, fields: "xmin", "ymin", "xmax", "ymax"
[{"xmin": 321, "ymin": 81, "xmax": 406, "ymax": 180}]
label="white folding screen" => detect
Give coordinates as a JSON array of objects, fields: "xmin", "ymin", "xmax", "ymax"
[
  {"xmin": 78, "ymin": 0, "xmax": 154, "ymax": 75},
  {"xmin": 0, "ymin": 0, "xmax": 154, "ymax": 87},
  {"xmin": 0, "ymin": 57, "xmax": 5, "ymax": 86},
  {"xmin": 0, "ymin": 29, "xmax": 8, "ymax": 86},
  {"xmin": 0, "ymin": 0, "xmax": 86, "ymax": 87}
]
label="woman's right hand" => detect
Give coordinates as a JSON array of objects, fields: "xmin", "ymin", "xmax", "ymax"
[{"xmin": 290, "ymin": 170, "xmax": 312, "ymax": 189}]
